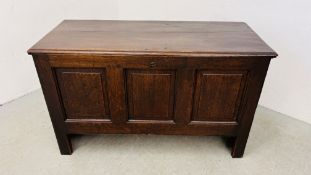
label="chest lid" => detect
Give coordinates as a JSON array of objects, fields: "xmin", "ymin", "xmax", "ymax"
[{"xmin": 28, "ymin": 20, "xmax": 277, "ymax": 58}]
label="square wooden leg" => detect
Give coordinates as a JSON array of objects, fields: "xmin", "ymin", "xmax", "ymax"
[
  {"xmin": 231, "ymin": 136, "xmax": 248, "ymax": 158},
  {"xmin": 55, "ymin": 133, "xmax": 72, "ymax": 155},
  {"xmin": 33, "ymin": 57, "xmax": 73, "ymax": 155}
]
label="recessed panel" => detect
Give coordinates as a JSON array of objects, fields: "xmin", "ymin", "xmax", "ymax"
[
  {"xmin": 193, "ymin": 71, "xmax": 246, "ymax": 122},
  {"xmin": 127, "ymin": 70, "xmax": 175, "ymax": 120},
  {"xmin": 56, "ymin": 69, "xmax": 109, "ymax": 119}
]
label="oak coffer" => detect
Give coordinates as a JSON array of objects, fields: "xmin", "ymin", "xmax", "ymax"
[{"xmin": 28, "ymin": 20, "xmax": 277, "ymax": 158}]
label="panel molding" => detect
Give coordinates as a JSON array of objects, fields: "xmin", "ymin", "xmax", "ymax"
[
  {"xmin": 126, "ymin": 69, "xmax": 176, "ymax": 120},
  {"xmin": 55, "ymin": 68, "xmax": 110, "ymax": 119},
  {"xmin": 192, "ymin": 70, "xmax": 247, "ymax": 122}
]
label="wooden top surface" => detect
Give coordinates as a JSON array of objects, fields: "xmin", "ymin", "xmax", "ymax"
[{"xmin": 28, "ymin": 20, "xmax": 277, "ymax": 57}]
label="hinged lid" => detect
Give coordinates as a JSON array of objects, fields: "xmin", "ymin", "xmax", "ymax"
[{"xmin": 28, "ymin": 20, "xmax": 278, "ymax": 58}]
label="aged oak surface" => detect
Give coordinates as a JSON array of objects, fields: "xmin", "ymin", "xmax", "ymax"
[
  {"xmin": 28, "ymin": 20, "xmax": 276, "ymax": 57},
  {"xmin": 28, "ymin": 20, "xmax": 277, "ymax": 158}
]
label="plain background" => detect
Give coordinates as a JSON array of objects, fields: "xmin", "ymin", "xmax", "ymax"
[{"xmin": 0, "ymin": 0, "xmax": 310, "ymax": 124}]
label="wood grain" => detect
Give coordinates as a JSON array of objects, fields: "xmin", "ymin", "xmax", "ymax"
[
  {"xmin": 192, "ymin": 71, "xmax": 246, "ymax": 122},
  {"xmin": 126, "ymin": 70, "xmax": 175, "ymax": 120},
  {"xmin": 28, "ymin": 20, "xmax": 277, "ymax": 57},
  {"xmin": 65, "ymin": 119, "xmax": 238, "ymax": 136},
  {"xmin": 33, "ymin": 55, "xmax": 72, "ymax": 155},
  {"xmin": 28, "ymin": 20, "xmax": 278, "ymax": 157},
  {"xmin": 106, "ymin": 68, "xmax": 127, "ymax": 124},
  {"xmin": 56, "ymin": 68, "xmax": 109, "ymax": 119}
]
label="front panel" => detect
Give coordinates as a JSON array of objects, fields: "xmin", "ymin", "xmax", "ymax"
[
  {"xmin": 192, "ymin": 70, "xmax": 247, "ymax": 122},
  {"xmin": 55, "ymin": 68, "xmax": 110, "ymax": 119},
  {"xmin": 49, "ymin": 55, "xmax": 253, "ymax": 128},
  {"xmin": 126, "ymin": 70, "xmax": 176, "ymax": 120}
]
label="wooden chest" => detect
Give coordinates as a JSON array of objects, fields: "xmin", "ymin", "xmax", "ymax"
[{"xmin": 28, "ymin": 20, "xmax": 277, "ymax": 158}]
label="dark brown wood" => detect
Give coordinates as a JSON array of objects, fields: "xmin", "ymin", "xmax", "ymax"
[
  {"xmin": 106, "ymin": 68, "xmax": 127, "ymax": 124},
  {"xmin": 174, "ymin": 69, "xmax": 195, "ymax": 125},
  {"xmin": 33, "ymin": 55, "xmax": 72, "ymax": 155},
  {"xmin": 28, "ymin": 20, "xmax": 277, "ymax": 57},
  {"xmin": 55, "ymin": 68, "xmax": 109, "ymax": 119},
  {"xmin": 231, "ymin": 59, "xmax": 271, "ymax": 158},
  {"xmin": 126, "ymin": 69, "xmax": 175, "ymax": 120},
  {"xmin": 192, "ymin": 70, "xmax": 246, "ymax": 122},
  {"xmin": 65, "ymin": 119, "xmax": 238, "ymax": 136},
  {"xmin": 28, "ymin": 20, "xmax": 277, "ymax": 158}
]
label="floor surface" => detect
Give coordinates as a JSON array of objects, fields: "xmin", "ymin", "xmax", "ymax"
[{"xmin": 0, "ymin": 90, "xmax": 311, "ymax": 175}]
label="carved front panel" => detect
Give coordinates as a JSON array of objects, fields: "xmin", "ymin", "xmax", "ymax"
[
  {"xmin": 193, "ymin": 71, "xmax": 246, "ymax": 122},
  {"xmin": 55, "ymin": 68, "xmax": 109, "ymax": 119},
  {"xmin": 126, "ymin": 70, "xmax": 176, "ymax": 120}
]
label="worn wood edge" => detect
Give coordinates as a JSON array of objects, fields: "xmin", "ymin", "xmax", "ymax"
[
  {"xmin": 65, "ymin": 119, "xmax": 238, "ymax": 136},
  {"xmin": 28, "ymin": 50, "xmax": 278, "ymax": 58}
]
